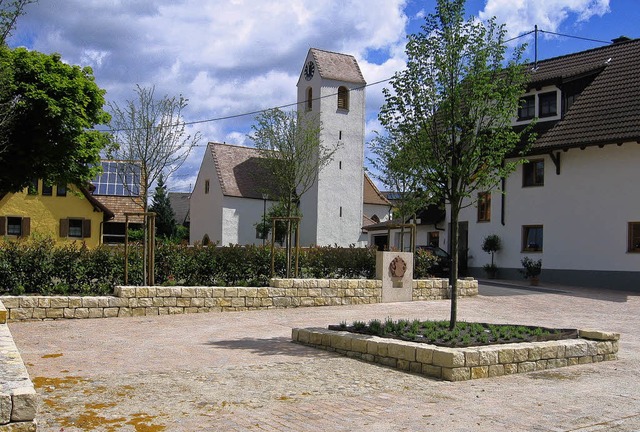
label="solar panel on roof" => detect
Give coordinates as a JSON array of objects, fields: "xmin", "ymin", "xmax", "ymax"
[{"xmin": 92, "ymin": 161, "xmax": 141, "ymax": 196}]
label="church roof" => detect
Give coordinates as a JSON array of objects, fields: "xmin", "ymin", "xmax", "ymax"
[
  {"xmin": 309, "ymin": 48, "xmax": 366, "ymax": 84},
  {"xmin": 209, "ymin": 143, "xmax": 277, "ymax": 199},
  {"xmin": 363, "ymin": 173, "xmax": 391, "ymax": 206},
  {"xmin": 208, "ymin": 142, "xmax": 380, "ymax": 208}
]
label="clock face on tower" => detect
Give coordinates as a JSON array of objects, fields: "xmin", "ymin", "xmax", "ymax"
[{"xmin": 304, "ymin": 60, "xmax": 315, "ymax": 81}]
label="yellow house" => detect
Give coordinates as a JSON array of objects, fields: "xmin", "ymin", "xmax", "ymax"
[{"xmin": 0, "ymin": 179, "xmax": 114, "ymax": 248}]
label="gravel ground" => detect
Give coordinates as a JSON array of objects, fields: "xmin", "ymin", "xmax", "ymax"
[{"xmin": 8, "ymin": 283, "xmax": 640, "ymax": 431}]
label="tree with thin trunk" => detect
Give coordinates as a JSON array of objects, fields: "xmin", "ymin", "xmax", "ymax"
[
  {"xmin": 378, "ymin": 0, "xmax": 531, "ymax": 328},
  {"xmin": 368, "ymin": 132, "xmax": 430, "ymax": 250},
  {"xmin": 107, "ymin": 85, "xmax": 201, "ymax": 212},
  {"xmin": 250, "ymin": 108, "xmax": 335, "ymax": 219},
  {"xmin": 0, "ymin": 0, "xmax": 35, "ymax": 45},
  {"xmin": 249, "ymin": 108, "xmax": 337, "ymax": 275}
]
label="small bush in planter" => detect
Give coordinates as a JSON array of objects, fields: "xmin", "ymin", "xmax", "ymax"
[
  {"xmin": 520, "ymin": 257, "xmax": 542, "ymax": 284},
  {"xmin": 481, "ymin": 234, "xmax": 501, "ymax": 278},
  {"xmin": 482, "ymin": 263, "xmax": 498, "ymax": 278}
]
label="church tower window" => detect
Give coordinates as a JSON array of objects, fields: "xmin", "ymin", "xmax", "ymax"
[
  {"xmin": 337, "ymin": 86, "xmax": 349, "ymax": 110},
  {"xmin": 306, "ymin": 87, "xmax": 313, "ymax": 111}
]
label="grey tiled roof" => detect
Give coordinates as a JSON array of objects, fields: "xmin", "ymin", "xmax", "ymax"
[
  {"xmin": 209, "ymin": 143, "xmax": 377, "ymax": 208},
  {"xmin": 310, "ymin": 49, "xmax": 366, "ymax": 84},
  {"xmin": 168, "ymin": 192, "xmax": 190, "ymax": 225},
  {"xmin": 209, "ymin": 143, "xmax": 277, "ymax": 199},
  {"xmin": 526, "ymin": 38, "xmax": 640, "ymax": 152}
]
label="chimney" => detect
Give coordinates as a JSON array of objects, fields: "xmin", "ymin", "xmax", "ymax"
[{"xmin": 612, "ymin": 36, "xmax": 632, "ymax": 44}]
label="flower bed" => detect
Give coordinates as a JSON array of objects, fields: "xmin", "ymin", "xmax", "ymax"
[{"xmin": 292, "ymin": 327, "xmax": 619, "ymax": 381}]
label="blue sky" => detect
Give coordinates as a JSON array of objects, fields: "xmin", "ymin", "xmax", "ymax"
[{"xmin": 7, "ymin": 0, "xmax": 637, "ymax": 192}]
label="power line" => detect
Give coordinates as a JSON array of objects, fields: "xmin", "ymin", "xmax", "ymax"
[
  {"xmin": 106, "ymin": 78, "xmax": 392, "ymax": 133},
  {"xmin": 538, "ymin": 29, "xmax": 611, "ymax": 45},
  {"xmin": 106, "ymin": 28, "xmax": 611, "ymax": 134}
]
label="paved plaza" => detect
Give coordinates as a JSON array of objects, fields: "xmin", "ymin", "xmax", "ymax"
[{"xmin": 8, "ymin": 282, "xmax": 640, "ymax": 431}]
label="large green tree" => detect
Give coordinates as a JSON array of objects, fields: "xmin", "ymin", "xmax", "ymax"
[
  {"xmin": 378, "ymin": 0, "xmax": 531, "ymax": 327},
  {"xmin": 0, "ymin": 47, "xmax": 110, "ymax": 193},
  {"xmin": 0, "ymin": 0, "xmax": 36, "ymax": 161}
]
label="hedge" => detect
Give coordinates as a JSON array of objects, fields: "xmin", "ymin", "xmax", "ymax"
[{"xmin": 0, "ymin": 237, "xmax": 440, "ymax": 295}]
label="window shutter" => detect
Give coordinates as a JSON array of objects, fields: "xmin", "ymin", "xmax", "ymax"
[
  {"xmin": 82, "ymin": 219, "xmax": 91, "ymax": 238},
  {"xmin": 0, "ymin": 217, "xmax": 5, "ymax": 236},
  {"xmin": 59, "ymin": 218, "xmax": 69, "ymax": 237},
  {"xmin": 22, "ymin": 217, "xmax": 30, "ymax": 237}
]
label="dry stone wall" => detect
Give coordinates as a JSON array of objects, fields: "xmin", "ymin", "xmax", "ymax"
[
  {"xmin": 292, "ymin": 327, "xmax": 619, "ymax": 381},
  {"xmin": 0, "ymin": 278, "xmax": 477, "ymax": 322},
  {"xmin": 0, "ymin": 304, "xmax": 37, "ymax": 431}
]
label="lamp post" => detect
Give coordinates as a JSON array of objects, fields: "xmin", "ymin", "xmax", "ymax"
[{"xmin": 262, "ymin": 193, "xmax": 268, "ymax": 246}]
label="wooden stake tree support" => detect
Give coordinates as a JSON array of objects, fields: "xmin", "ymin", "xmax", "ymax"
[{"xmin": 124, "ymin": 212, "xmax": 156, "ymax": 286}]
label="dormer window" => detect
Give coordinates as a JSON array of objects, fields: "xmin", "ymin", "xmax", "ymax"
[
  {"xmin": 518, "ymin": 95, "xmax": 535, "ymax": 120},
  {"xmin": 306, "ymin": 87, "xmax": 313, "ymax": 111},
  {"xmin": 337, "ymin": 86, "xmax": 349, "ymax": 110},
  {"xmin": 538, "ymin": 91, "xmax": 557, "ymax": 117}
]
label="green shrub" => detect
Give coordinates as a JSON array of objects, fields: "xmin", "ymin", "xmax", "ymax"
[
  {"xmin": 414, "ymin": 248, "xmax": 441, "ymax": 278},
  {"xmin": 0, "ymin": 240, "xmax": 389, "ymax": 295}
]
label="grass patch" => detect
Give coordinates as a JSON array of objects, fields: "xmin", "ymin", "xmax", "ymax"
[{"xmin": 328, "ymin": 319, "xmax": 578, "ymax": 348}]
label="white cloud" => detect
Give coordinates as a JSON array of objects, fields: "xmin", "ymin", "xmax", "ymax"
[
  {"xmin": 479, "ymin": 0, "xmax": 611, "ymax": 38},
  {"xmin": 9, "ymin": 0, "xmax": 412, "ymax": 191}
]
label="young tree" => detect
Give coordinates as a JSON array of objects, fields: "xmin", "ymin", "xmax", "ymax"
[
  {"xmin": 249, "ymin": 108, "xmax": 335, "ymax": 220},
  {"xmin": 378, "ymin": 0, "xmax": 531, "ymax": 327},
  {"xmin": 249, "ymin": 108, "xmax": 337, "ymax": 276},
  {"xmin": 107, "ymin": 85, "xmax": 201, "ymax": 211},
  {"xmin": 149, "ymin": 173, "xmax": 177, "ymax": 239},
  {"xmin": 0, "ymin": 0, "xmax": 35, "ymax": 45},
  {"xmin": 0, "ymin": 48, "xmax": 110, "ymax": 193}
]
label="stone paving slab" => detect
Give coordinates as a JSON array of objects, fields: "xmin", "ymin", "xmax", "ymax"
[{"xmin": 7, "ymin": 283, "xmax": 640, "ymax": 431}]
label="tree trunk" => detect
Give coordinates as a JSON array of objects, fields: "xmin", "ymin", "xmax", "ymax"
[{"xmin": 448, "ymin": 194, "xmax": 460, "ymax": 330}]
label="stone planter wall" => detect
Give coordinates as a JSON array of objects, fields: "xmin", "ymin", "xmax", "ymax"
[
  {"xmin": 292, "ymin": 327, "xmax": 619, "ymax": 381},
  {"xmin": 0, "ymin": 304, "xmax": 37, "ymax": 431},
  {"xmin": 0, "ymin": 278, "xmax": 478, "ymax": 322}
]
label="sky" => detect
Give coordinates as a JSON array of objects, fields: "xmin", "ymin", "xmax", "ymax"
[{"xmin": 7, "ymin": 0, "xmax": 639, "ymax": 192}]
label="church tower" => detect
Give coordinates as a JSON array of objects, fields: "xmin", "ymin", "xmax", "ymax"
[{"xmin": 296, "ymin": 48, "xmax": 366, "ymax": 246}]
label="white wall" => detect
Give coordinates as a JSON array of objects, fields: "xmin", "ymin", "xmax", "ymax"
[
  {"xmin": 364, "ymin": 203, "xmax": 391, "ymax": 223},
  {"xmin": 221, "ymin": 196, "xmax": 275, "ymax": 245},
  {"xmin": 313, "ymin": 80, "xmax": 365, "ymax": 246},
  {"xmin": 297, "ymin": 53, "xmax": 366, "ymax": 247},
  {"xmin": 449, "ymin": 142, "xmax": 640, "ymax": 274},
  {"xmin": 190, "ymin": 148, "xmax": 223, "ymax": 245}
]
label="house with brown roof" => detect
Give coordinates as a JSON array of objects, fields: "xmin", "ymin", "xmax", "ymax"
[
  {"xmin": 0, "ymin": 180, "xmax": 114, "ymax": 248},
  {"xmin": 191, "ymin": 48, "xmax": 392, "ymax": 247},
  {"xmin": 90, "ymin": 160, "xmax": 144, "ymax": 244},
  {"xmin": 446, "ymin": 37, "xmax": 640, "ymax": 290}
]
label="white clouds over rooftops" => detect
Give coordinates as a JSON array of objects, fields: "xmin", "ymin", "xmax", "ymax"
[
  {"xmin": 479, "ymin": 0, "xmax": 610, "ymax": 38},
  {"xmin": 8, "ymin": 0, "xmax": 617, "ymax": 191}
]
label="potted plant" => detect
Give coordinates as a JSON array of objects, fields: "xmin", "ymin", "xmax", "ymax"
[
  {"xmin": 520, "ymin": 256, "xmax": 542, "ymax": 285},
  {"xmin": 481, "ymin": 234, "xmax": 501, "ymax": 279},
  {"xmin": 482, "ymin": 263, "xmax": 498, "ymax": 279}
]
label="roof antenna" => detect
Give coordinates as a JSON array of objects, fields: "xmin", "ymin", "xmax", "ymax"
[{"xmin": 534, "ymin": 24, "xmax": 538, "ymax": 70}]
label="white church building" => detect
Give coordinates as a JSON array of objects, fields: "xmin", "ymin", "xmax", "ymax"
[{"xmin": 190, "ymin": 49, "xmax": 390, "ymax": 247}]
